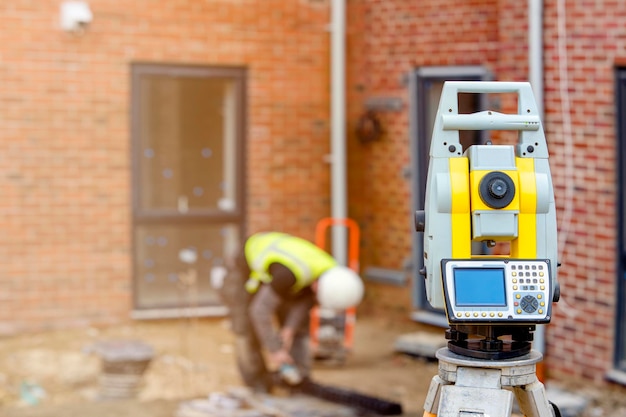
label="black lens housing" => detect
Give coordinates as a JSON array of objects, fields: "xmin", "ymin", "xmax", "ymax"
[{"xmin": 479, "ymin": 171, "xmax": 515, "ymax": 209}]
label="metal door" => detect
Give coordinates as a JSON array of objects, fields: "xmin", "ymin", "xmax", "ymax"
[{"xmin": 409, "ymin": 67, "xmax": 490, "ymax": 326}]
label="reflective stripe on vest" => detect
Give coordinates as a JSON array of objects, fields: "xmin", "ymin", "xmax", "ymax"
[{"xmin": 244, "ymin": 232, "xmax": 337, "ymax": 294}]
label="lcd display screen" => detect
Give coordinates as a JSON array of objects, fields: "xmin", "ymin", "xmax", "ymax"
[{"xmin": 454, "ymin": 267, "xmax": 506, "ymax": 306}]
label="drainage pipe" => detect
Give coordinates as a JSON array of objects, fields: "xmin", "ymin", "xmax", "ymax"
[
  {"xmin": 330, "ymin": 0, "xmax": 348, "ymax": 265},
  {"xmin": 529, "ymin": 0, "xmax": 544, "ymax": 118},
  {"xmin": 528, "ymin": 0, "xmax": 547, "ymax": 371}
]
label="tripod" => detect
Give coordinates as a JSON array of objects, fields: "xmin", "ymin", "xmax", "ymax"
[{"xmin": 422, "ymin": 343, "xmax": 560, "ymax": 417}]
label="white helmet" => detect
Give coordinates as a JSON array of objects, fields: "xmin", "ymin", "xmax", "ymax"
[{"xmin": 317, "ymin": 266, "xmax": 364, "ymax": 310}]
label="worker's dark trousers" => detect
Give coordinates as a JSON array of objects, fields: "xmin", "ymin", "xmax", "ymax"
[
  {"xmin": 233, "ymin": 331, "xmax": 273, "ymax": 392},
  {"xmin": 232, "ymin": 316, "xmax": 311, "ymax": 392},
  {"xmin": 221, "ymin": 263, "xmax": 311, "ymax": 392},
  {"xmin": 219, "ymin": 265, "xmax": 270, "ymax": 392}
]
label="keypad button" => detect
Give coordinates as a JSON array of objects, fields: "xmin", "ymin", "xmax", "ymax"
[{"xmin": 520, "ymin": 295, "xmax": 539, "ymax": 313}]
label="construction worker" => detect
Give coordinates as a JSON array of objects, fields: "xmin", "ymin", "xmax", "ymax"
[{"xmin": 219, "ymin": 231, "xmax": 364, "ymax": 393}]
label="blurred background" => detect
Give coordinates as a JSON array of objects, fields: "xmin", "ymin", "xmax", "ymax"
[{"xmin": 0, "ymin": 0, "xmax": 625, "ymax": 409}]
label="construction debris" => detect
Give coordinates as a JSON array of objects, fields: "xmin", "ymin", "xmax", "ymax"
[
  {"xmin": 175, "ymin": 378, "xmax": 404, "ymax": 417},
  {"xmin": 175, "ymin": 388, "xmax": 357, "ymax": 417}
]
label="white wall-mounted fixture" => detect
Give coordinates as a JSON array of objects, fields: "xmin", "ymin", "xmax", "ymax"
[{"xmin": 60, "ymin": 1, "xmax": 93, "ymax": 33}]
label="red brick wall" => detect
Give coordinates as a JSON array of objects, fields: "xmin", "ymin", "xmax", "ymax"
[
  {"xmin": 345, "ymin": 0, "xmax": 501, "ymax": 315},
  {"xmin": 0, "ymin": 0, "xmax": 331, "ymax": 333},
  {"xmin": 541, "ymin": 0, "xmax": 623, "ymax": 383},
  {"xmin": 2, "ymin": 0, "xmax": 625, "ymax": 389},
  {"xmin": 346, "ymin": 0, "xmax": 625, "ymax": 387}
]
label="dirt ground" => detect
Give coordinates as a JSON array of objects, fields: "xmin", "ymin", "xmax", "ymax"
[
  {"xmin": 0, "ymin": 314, "xmax": 436, "ymax": 417},
  {"xmin": 0, "ymin": 314, "xmax": 626, "ymax": 417}
]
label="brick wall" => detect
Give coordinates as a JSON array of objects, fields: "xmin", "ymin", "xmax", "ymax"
[
  {"xmin": 345, "ymin": 0, "xmax": 501, "ymax": 315},
  {"xmin": 2, "ymin": 0, "xmax": 625, "ymax": 389},
  {"xmin": 0, "ymin": 0, "xmax": 331, "ymax": 333},
  {"xmin": 345, "ymin": 0, "xmax": 625, "ymax": 387},
  {"xmin": 541, "ymin": 0, "xmax": 624, "ymax": 383}
]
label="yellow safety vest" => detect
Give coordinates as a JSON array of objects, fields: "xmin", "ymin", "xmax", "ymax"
[{"xmin": 244, "ymin": 232, "xmax": 337, "ymax": 294}]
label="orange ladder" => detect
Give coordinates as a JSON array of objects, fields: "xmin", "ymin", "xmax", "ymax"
[{"xmin": 310, "ymin": 217, "xmax": 360, "ymax": 362}]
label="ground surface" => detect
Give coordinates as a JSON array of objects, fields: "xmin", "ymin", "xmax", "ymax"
[
  {"xmin": 0, "ymin": 314, "xmax": 625, "ymax": 417},
  {"xmin": 0, "ymin": 315, "xmax": 435, "ymax": 417}
]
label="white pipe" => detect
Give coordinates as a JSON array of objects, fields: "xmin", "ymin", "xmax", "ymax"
[
  {"xmin": 529, "ymin": 0, "xmax": 544, "ymax": 119},
  {"xmin": 330, "ymin": 0, "xmax": 347, "ymax": 265},
  {"xmin": 528, "ymin": 0, "xmax": 546, "ymax": 356}
]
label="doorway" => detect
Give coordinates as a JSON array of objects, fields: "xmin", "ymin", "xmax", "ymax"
[
  {"xmin": 130, "ymin": 64, "xmax": 246, "ymax": 317},
  {"xmin": 409, "ymin": 66, "xmax": 491, "ymax": 326},
  {"xmin": 614, "ymin": 68, "xmax": 626, "ymax": 370}
]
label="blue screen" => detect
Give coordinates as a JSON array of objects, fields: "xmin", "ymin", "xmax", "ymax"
[{"xmin": 454, "ymin": 268, "xmax": 506, "ymax": 306}]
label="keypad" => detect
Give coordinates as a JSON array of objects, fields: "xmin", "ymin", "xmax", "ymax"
[{"xmin": 444, "ymin": 259, "xmax": 552, "ymax": 323}]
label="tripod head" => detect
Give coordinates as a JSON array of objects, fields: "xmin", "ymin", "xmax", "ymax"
[{"xmin": 415, "ymin": 81, "xmax": 560, "ymax": 359}]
